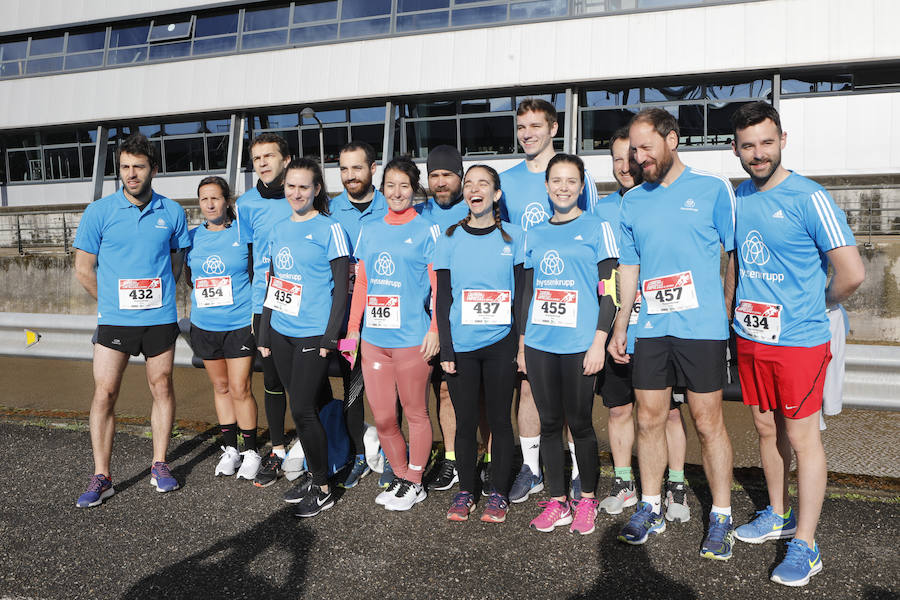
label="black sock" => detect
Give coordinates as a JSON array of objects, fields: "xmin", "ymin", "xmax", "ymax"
[
  {"xmin": 239, "ymin": 428, "xmax": 257, "ymax": 452},
  {"xmin": 220, "ymin": 423, "xmax": 238, "ymax": 449}
]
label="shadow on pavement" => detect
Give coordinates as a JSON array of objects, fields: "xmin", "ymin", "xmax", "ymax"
[
  {"xmin": 120, "ymin": 506, "xmax": 314, "ymax": 600},
  {"xmin": 862, "ymin": 586, "xmax": 898, "ymax": 599},
  {"xmin": 114, "ymin": 426, "xmax": 220, "ymax": 495},
  {"xmin": 569, "ymin": 522, "xmax": 696, "ymax": 600}
]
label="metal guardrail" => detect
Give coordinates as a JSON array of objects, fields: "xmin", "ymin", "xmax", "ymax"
[{"xmin": 1, "ymin": 312, "xmax": 897, "ymax": 411}]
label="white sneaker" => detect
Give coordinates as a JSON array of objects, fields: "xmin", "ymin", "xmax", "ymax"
[
  {"xmin": 375, "ymin": 477, "xmax": 402, "ymax": 506},
  {"xmin": 215, "ymin": 446, "xmax": 241, "ymax": 476},
  {"xmin": 236, "ymin": 449, "xmax": 262, "ymax": 480},
  {"xmin": 384, "ymin": 479, "xmax": 427, "ymax": 512},
  {"xmin": 283, "ymin": 439, "xmax": 307, "ymax": 482}
]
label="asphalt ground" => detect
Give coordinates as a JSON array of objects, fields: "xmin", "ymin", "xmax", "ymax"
[{"xmin": 0, "ymin": 421, "xmax": 898, "ymax": 600}]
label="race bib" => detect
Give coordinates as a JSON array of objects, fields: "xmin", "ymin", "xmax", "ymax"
[
  {"xmin": 195, "ymin": 276, "xmax": 233, "ymax": 308},
  {"xmin": 366, "ymin": 295, "xmax": 400, "ymax": 329},
  {"xmin": 629, "ymin": 291, "xmax": 642, "ymax": 326},
  {"xmin": 735, "ymin": 300, "xmax": 782, "ymax": 343},
  {"xmin": 531, "ymin": 288, "xmax": 578, "ymax": 328},
  {"xmin": 462, "ymin": 290, "xmax": 511, "ymax": 325},
  {"xmin": 264, "ymin": 277, "xmax": 302, "ymax": 316},
  {"xmin": 642, "ymin": 271, "xmax": 699, "ymax": 314},
  {"xmin": 118, "ymin": 278, "xmax": 162, "ymax": 310}
]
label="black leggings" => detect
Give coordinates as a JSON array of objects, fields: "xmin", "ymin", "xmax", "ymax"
[
  {"xmin": 446, "ymin": 330, "xmax": 517, "ymax": 496},
  {"xmin": 255, "ymin": 313, "xmax": 287, "ymax": 447},
  {"xmin": 270, "ymin": 330, "xmax": 331, "ymax": 486},
  {"xmin": 339, "ymin": 349, "xmax": 366, "ymax": 455},
  {"xmin": 524, "ymin": 345, "xmax": 598, "ymax": 498}
]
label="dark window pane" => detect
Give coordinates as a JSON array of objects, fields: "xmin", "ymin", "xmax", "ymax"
[
  {"xmin": 461, "ymin": 97, "xmax": 512, "ymax": 114},
  {"xmin": 196, "ymin": 12, "xmax": 239, "ymax": 37},
  {"xmin": 580, "ymin": 108, "xmax": 637, "ymax": 151},
  {"xmin": 527, "ymin": 92, "xmax": 566, "ymax": 110},
  {"xmin": 405, "ymin": 120, "xmax": 456, "ymax": 159},
  {"xmin": 553, "ymin": 112, "xmax": 565, "ymax": 152},
  {"xmin": 8, "ymin": 150, "xmax": 43, "ymax": 181},
  {"xmin": 350, "ymin": 106, "xmax": 384, "ymax": 122},
  {"xmin": 105, "ymin": 143, "xmax": 117, "ymax": 176},
  {"xmin": 294, "ymin": 1, "xmax": 338, "ymax": 22},
  {"xmin": 1, "ymin": 61, "xmax": 24, "ymax": 78},
  {"xmin": 110, "ymin": 23, "xmax": 150, "ymax": 47},
  {"xmin": 192, "ymin": 36, "xmax": 236, "ymax": 55},
  {"xmin": 781, "ymin": 78, "xmax": 814, "ymax": 95},
  {"xmin": 254, "ymin": 113, "xmax": 300, "ymax": 129},
  {"xmin": 149, "ymin": 18, "xmax": 193, "ymax": 42},
  {"xmin": 42, "ymin": 130, "xmax": 78, "ymax": 144},
  {"xmin": 339, "ymin": 18, "xmax": 390, "ymax": 38},
  {"xmin": 302, "ymin": 126, "xmax": 348, "ymax": 163},
  {"xmin": 303, "ymin": 109, "xmax": 345, "ymax": 124},
  {"xmin": 706, "ymin": 101, "xmax": 754, "ymax": 145},
  {"xmin": 583, "ymin": 88, "xmax": 639, "ymax": 107},
  {"xmin": 108, "ymin": 47, "xmax": 147, "ymax": 65},
  {"xmin": 0, "ymin": 149, "xmax": 7, "ymax": 184},
  {"xmin": 67, "ymin": 30, "xmax": 106, "ymax": 52},
  {"xmin": 65, "ymin": 52, "xmax": 103, "ymax": 70},
  {"xmin": 164, "ymin": 137, "xmax": 206, "ymax": 172},
  {"xmin": 350, "ymin": 124, "xmax": 384, "ymax": 159},
  {"xmin": 4, "ymin": 132, "xmax": 40, "ymax": 148},
  {"xmin": 461, "ymin": 116, "xmax": 514, "ymax": 156},
  {"xmin": 854, "ymin": 66, "xmax": 900, "ymax": 89},
  {"xmin": 25, "ymin": 56, "xmax": 63, "ymax": 74},
  {"xmin": 643, "ymin": 85, "xmax": 703, "ymax": 102},
  {"xmin": 29, "ymin": 34, "xmax": 65, "ymax": 56},
  {"xmin": 164, "ymin": 122, "xmax": 203, "ymax": 135},
  {"xmin": 659, "ymin": 104, "xmax": 704, "ymax": 147},
  {"xmin": 243, "ymin": 5, "xmax": 290, "ymax": 31},
  {"xmin": 399, "ymin": 0, "xmax": 448, "ymax": 10},
  {"xmin": 148, "ymin": 41, "xmax": 191, "ymax": 61},
  {"xmin": 397, "ymin": 11, "xmax": 449, "ymax": 32},
  {"xmin": 782, "ymin": 74, "xmax": 852, "ymax": 94},
  {"xmin": 342, "ymin": 0, "xmax": 391, "ymax": 19},
  {"xmin": 206, "ymin": 119, "xmax": 231, "ymax": 134},
  {"xmin": 511, "ymin": 0, "xmax": 567, "ymax": 20},
  {"xmin": 206, "ymin": 135, "xmax": 228, "ymax": 170},
  {"xmin": 452, "ymin": 5, "xmax": 507, "ymax": 26},
  {"xmin": 81, "ymin": 145, "xmax": 95, "ymax": 177},
  {"xmin": 241, "ymin": 30, "xmax": 288, "ymax": 50},
  {"xmin": 707, "ymin": 78, "xmax": 771, "ymax": 100},
  {"xmin": 411, "ymin": 100, "xmax": 456, "ymax": 118},
  {"xmin": 44, "ymin": 146, "xmax": 81, "ymax": 180},
  {"xmin": 290, "ymin": 24, "xmax": 338, "ymax": 43},
  {"xmin": 0, "ymin": 40, "xmax": 28, "ymax": 61}
]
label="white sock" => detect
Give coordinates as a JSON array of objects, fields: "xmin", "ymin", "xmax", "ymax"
[
  {"xmin": 568, "ymin": 442, "xmax": 579, "ymax": 479},
  {"xmin": 642, "ymin": 494, "xmax": 662, "ymax": 514},
  {"xmin": 520, "ymin": 436, "xmax": 541, "ymax": 475},
  {"xmin": 711, "ymin": 505, "xmax": 732, "ymax": 517}
]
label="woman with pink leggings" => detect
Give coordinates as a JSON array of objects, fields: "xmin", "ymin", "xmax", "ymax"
[{"xmin": 347, "ymin": 156, "xmax": 441, "ymax": 511}]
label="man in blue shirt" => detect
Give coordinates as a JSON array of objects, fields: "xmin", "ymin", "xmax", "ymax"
[
  {"xmin": 728, "ymin": 102, "xmax": 864, "ymax": 586},
  {"xmin": 73, "ymin": 134, "xmax": 190, "ymax": 507},
  {"xmin": 329, "ymin": 140, "xmax": 388, "ymax": 489},
  {"xmin": 610, "ymin": 108, "xmax": 737, "ymax": 560}
]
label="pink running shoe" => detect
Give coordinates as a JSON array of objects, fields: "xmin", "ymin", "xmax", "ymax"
[
  {"xmin": 529, "ymin": 499, "xmax": 573, "ymax": 532},
  {"xmin": 570, "ymin": 497, "xmax": 600, "ymax": 535}
]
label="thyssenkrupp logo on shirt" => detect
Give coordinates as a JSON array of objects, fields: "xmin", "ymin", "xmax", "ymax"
[
  {"xmin": 374, "ymin": 252, "xmax": 395, "ymax": 277},
  {"xmin": 521, "ymin": 202, "xmax": 548, "ymax": 230},
  {"xmin": 540, "ymin": 250, "xmax": 565, "ymax": 276},
  {"xmin": 741, "ymin": 230, "xmax": 770, "ymax": 266},
  {"xmin": 201, "ymin": 254, "xmax": 226, "ymax": 275},
  {"xmin": 274, "ymin": 247, "xmax": 294, "ymax": 271}
]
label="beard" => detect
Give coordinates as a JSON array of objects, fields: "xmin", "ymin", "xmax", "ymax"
[
  {"xmin": 743, "ymin": 152, "xmax": 782, "ymax": 186},
  {"xmin": 124, "ymin": 177, "xmax": 152, "ymax": 201},
  {"xmin": 345, "ymin": 173, "xmax": 373, "ymax": 201},
  {"xmin": 642, "ymin": 149, "xmax": 674, "ymax": 184}
]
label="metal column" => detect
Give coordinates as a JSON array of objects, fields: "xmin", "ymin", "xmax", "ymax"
[
  {"xmin": 90, "ymin": 125, "xmax": 109, "ymax": 202},
  {"xmin": 224, "ymin": 113, "xmax": 246, "ymax": 194},
  {"xmin": 382, "ymin": 101, "xmax": 395, "ymax": 163}
]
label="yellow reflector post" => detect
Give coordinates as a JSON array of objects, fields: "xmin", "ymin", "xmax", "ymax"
[{"xmin": 25, "ymin": 329, "xmax": 41, "ymax": 347}]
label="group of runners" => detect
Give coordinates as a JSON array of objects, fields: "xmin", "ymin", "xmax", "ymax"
[{"xmin": 71, "ymin": 97, "xmax": 863, "ymax": 588}]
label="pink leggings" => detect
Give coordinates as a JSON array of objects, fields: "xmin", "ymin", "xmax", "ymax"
[{"xmin": 361, "ymin": 341, "xmax": 433, "ymax": 484}]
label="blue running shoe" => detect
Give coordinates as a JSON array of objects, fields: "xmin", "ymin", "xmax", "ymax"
[
  {"xmin": 150, "ymin": 461, "xmax": 179, "ymax": 493},
  {"xmin": 618, "ymin": 501, "xmax": 666, "ymax": 545},
  {"xmin": 76, "ymin": 474, "xmax": 115, "ymax": 508},
  {"xmin": 700, "ymin": 512, "xmax": 734, "ymax": 560},
  {"xmin": 771, "ymin": 539, "xmax": 823, "ymax": 587},
  {"xmin": 340, "ymin": 454, "xmax": 371, "ymax": 489},
  {"xmin": 509, "ymin": 464, "xmax": 544, "ymax": 504},
  {"xmin": 735, "ymin": 505, "xmax": 797, "ymax": 544},
  {"xmin": 379, "ymin": 454, "xmax": 395, "ymax": 489}
]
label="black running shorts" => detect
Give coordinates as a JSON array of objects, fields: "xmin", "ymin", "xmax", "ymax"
[
  {"xmin": 632, "ymin": 336, "xmax": 726, "ymax": 393},
  {"xmin": 190, "ymin": 324, "xmax": 255, "ymax": 360},
  {"xmin": 95, "ymin": 323, "xmax": 179, "ymax": 358}
]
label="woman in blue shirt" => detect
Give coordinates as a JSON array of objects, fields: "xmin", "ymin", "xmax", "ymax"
[{"xmin": 186, "ymin": 176, "xmax": 260, "ymax": 481}]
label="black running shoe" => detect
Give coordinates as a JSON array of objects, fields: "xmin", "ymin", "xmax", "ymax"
[
  {"xmin": 294, "ymin": 484, "xmax": 335, "ymax": 518},
  {"xmin": 283, "ymin": 472, "xmax": 313, "ymax": 503},
  {"xmin": 253, "ymin": 452, "xmax": 283, "ymax": 488},
  {"xmin": 426, "ymin": 459, "xmax": 459, "ymax": 491}
]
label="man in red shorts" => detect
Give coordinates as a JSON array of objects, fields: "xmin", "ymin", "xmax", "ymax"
[{"xmin": 729, "ymin": 102, "xmax": 865, "ymax": 586}]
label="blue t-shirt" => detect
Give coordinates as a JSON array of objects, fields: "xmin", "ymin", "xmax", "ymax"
[
  {"xmin": 524, "ymin": 214, "xmax": 619, "ymax": 354},
  {"xmin": 328, "ymin": 189, "xmax": 388, "ymax": 260},
  {"xmin": 499, "ymin": 160, "xmax": 600, "ymax": 231},
  {"xmin": 186, "ymin": 224, "xmax": 253, "ymax": 332},
  {"xmin": 73, "ymin": 189, "xmax": 190, "ymax": 326},
  {"xmin": 235, "ymin": 187, "xmax": 292, "ymax": 314},
  {"xmin": 266, "ymin": 215, "xmax": 350, "ymax": 339},
  {"xmin": 355, "ymin": 215, "xmax": 440, "ymax": 348},
  {"xmin": 619, "ymin": 167, "xmax": 735, "ymax": 342},
  {"xmin": 433, "ymin": 224, "xmax": 525, "ymax": 353},
  {"xmin": 416, "ymin": 196, "xmax": 470, "ymax": 233},
  {"xmin": 734, "ymin": 172, "xmax": 855, "ymax": 347}
]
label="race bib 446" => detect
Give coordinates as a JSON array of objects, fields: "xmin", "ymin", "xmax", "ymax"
[{"xmin": 366, "ymin": 295, "xmax": 401, "ymax": 329}]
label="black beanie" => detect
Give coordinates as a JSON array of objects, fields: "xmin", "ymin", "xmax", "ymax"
[{"xmin": 426, "ymin": 145, "xmax": 463, "ymax": 179}]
